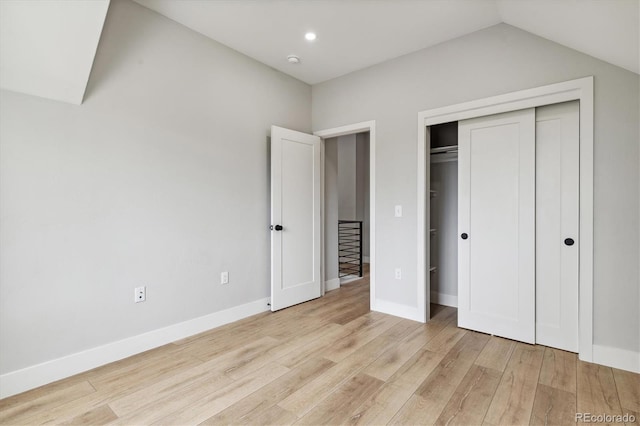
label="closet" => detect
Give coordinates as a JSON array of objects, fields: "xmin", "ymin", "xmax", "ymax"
[
  {"xmin": 429, "ymin": 101, "xmax": 579, "ymax": 353},
  {"xmin": 429, "ymin": 122, "xmax": 458, "ymax": 307}
]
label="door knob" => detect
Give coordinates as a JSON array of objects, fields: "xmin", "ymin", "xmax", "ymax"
[
  {"xmin": 274, "ymin": 225, "xmax": 283, "ymax": 231},
  {"xmin": 461, "ymin": 233, "xmax": 468, "ymax": 240},
  {"xmin": 564, "ymin": 238, "xmax": 574, "ymax": 246}
]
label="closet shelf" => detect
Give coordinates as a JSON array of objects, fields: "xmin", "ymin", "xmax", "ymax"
[{"xmin": 430, "ymin": 145, "xmax": 458, "ymax": 154}]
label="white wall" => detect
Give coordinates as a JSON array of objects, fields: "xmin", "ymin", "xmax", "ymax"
[
  {"xmin": 312, "ymin": 23, "xmax": 640, "ymax": 354},
  {"xmin": 324, "ymin": 138, "xmax": 339, "ymax": 283},
  {"xmin": 337, "ymin": 134, "xmax": 357, "ymax": 219},
  {"xmin": 356, "ymin": 132, "xmax": 370, "ymax": 258},
  {"xmin": 430, "ymin": 160, "xmax": 458, "ymax": 299},
  {"xmin": 0, "ymin": 0, "xmax": 310, "ymax": 378}
]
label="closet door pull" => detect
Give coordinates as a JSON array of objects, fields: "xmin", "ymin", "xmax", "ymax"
[
  {"xmin": 461, "ymin": 233, "xmax": 468, "ymax": 240},
  {"xmin": 564, "ymin": 238, "xmax": 574, "ymax": 246}
]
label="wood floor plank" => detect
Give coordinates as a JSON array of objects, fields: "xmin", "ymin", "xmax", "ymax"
[
  {"xmin": 60, "ymin": 404, "xmax": 118, "ymax": 425},
  {"xmin": 422, "ymin": 323, "xmax": 468, "ymax": 354},
  {"xmin": 199, "ymin": 357, "xmax": 334, "ymax": 425},
  {"xmin": 87, "ymin": 349, "xmax": 203, "ymax": 393},
  {"xmin": 483, "ymin": 343, "xmax": 545, "ymax": 426},
  {"xmin": 577, "ymin": 361, "xmax": 624, "ymax": 419},
  {"xmin": 475, "ymin": 336, "xmax": 517, "ymax": 373},
  {"xmin": 613, "ymin": 368, "xmax": 640, "ymax": 412},
  {"xmin": 0, "ymin": 381, "xmax": 96, "ymax": 425},
  {"xmin": 435, "ymin": 365, "xmax": 502, "ymax": 426},
  {"xmin": 538, "ymin": 347, "xmax": 577, "ymax": 393},
  {"xmin": 529, "ymin": 383, "xmax": 576, "ymax": 426},
  {"xmin": 112, "ymin": 362, "xmax": 290, "ymax": 425},
  {"xmin": 416, "ymin": 331, "xmax": 490, "ymax": 399},
  {"xmin": 197, "ymin": 335, "xmax": 281, "ymax": 378},
  {"xmin": 296, "ymin": 372, "xmax": 384, "ymax": 425},
  {"xmin": 229, "ymin": 404, "xmax": 298, "ymax": 426},
  {"xmin": 348, "ymin": 349, "xmax": 446, "ymax": 425},
  {"xmin": 278, "ymin": 329, "xmax": 405, "ymax": 418},
  {"xmin": 430, "ymin": 304, "xmax": 457, "ymax": 323},
  {"xmin": 84, "ymin": 343, "xmax": 183, "ymax": 384},
  {"xmin": 320, "ymin": 313, "xmax": 401, "ymax": 362},
  {"xmin": 364, "ymin": 317, "xmax": 448, "ymax": 381},
  {"xmin": 0, "ymin": 374, "xmax": 90, "ymax": 412},
  {"xmin": 389, "ymin": 394, "xmax": 437, "ymax": 425},
  {"xmin": 151, "ymin": 363, "xmax": 291, "ymax": 426},
  {"xmin": 108, "ymin": 363, "xmax": 234, "ymax": 417},
  {"xmin": 393, "ymin": 331, "xmax": 490, "ymax": 425},
  {"xmin": 276, "ymin": 324, "xmax": 349, "ymax": 369}
]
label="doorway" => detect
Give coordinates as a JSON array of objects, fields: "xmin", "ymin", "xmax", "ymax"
[
  {"xmin": 324, "ymin": 132, "xmax": 370, "ymax": 290},
  {"xmin": 315, "ymin": 121, "xmax": 376, "ymax": 308}
]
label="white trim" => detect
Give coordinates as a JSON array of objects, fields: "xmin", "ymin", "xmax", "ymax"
[
  {"xmin": 339, "ymin": 276, "xmax": 360, "ymax": 285},
  {"xmin": 430, "ymin": 291, "xmax": 458, "ymax": 308},
  {"xmin": 0, "ymin": 297, "xmax": 270, "ymax": 399},
  {"xmin": 314, "ymin": 121, "xmax": 376, "ymax": 312},
  {"xmin": 374, "ymin": 300, "xmax": 422, "ymax": 322},
  {"xmin": 320, "ymin": 137, "xmax": 326, "ymax": 297},
  {"xmin": 417, "ymin": 77, "xmax": 594, "ymax": 362},
  {"xmin": 593, "ymin": 345, "xmax": 640, "ymax": 374},
  {"xmin": 325, "ymin": 278, "xmax": 340, "ymax": 291}
]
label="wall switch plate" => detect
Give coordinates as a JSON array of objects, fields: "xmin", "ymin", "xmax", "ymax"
[
  {"xmin": 135, "ymin": 286, "xmax": 146, "ymax": 303},
  {"xmin": 221, "ymin": 271, "xmax": 229, "ymax": 285},
  {"xmin": 394, "ymin": 268, "xmax": 402, "ymax": 280},
  {"xmin": 394, "ymin": 205, "xmax": 402, "ymax": 217}
]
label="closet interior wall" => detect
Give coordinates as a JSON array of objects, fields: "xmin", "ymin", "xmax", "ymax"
[{"xmin": 429, "ymin": 122, "xmax": 458, "ymax": 306}]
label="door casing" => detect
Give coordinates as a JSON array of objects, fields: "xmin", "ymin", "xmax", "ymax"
[{"xmin": 417, "ymin": 76, "xmax": 594, "ymax": 362}]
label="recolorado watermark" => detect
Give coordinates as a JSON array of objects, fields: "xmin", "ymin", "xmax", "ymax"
[{"xmin": 576, "ymin": 413, "xmax": 636, "ymax": 423}]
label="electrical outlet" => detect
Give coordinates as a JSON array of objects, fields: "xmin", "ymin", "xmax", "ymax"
[
  {"xmin": 221, "ymin": 271, "xmax": 229, "ymax": 285},
  {"xmin": 394, "ymin": 268, "xmax": 402, "ymax": 280},
  {"xmin": 134, "ymin": 286, "xmax": 146, "ymax": 303}
]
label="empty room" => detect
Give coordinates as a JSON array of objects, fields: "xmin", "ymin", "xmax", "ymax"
[{"xmin": 0, "ymin": 0, "xmax": 638, "ymax": 424}]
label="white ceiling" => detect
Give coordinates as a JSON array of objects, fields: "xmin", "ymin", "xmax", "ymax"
[
  {"xmin": 134, "ymin": 0, "xmax": 639, "ymax": 84},
  {"xmin": 0, "ymin": 0, "xmax": 109, "ymax": 105},
  {"xmin": 0, "ymin": 0, "xmax": 637, "ymax": 105}
]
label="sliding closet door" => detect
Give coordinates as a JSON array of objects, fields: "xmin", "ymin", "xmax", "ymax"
[
  {"xmin": 536, "ymin": 101, "xmax": 579, "ymax": 352},
  {"xmin": 458, "ymin": 109, "xmax": 536, "ymax": 343}
]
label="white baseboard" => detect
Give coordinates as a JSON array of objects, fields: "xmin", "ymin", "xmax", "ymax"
[
  {"xmin": 430, "ymin": 291, "xmax": 458, "ymax": 308},
  {"xmin": 373, "ymin": 299, "xmax": 423, "ymax": 322},
  {"xmin": 340, "ymin": 275, "xmax": 360, "ymax": 285},
  {"xmin": 325, "ymin": 278, "xmax": 340, "ymax": 291},
  {"xmin": 592, "ymin": 344, "xmax": 640, "ymax": 373},
  {"xmin": 0, "ymin": 297, "xmax": 271, "ymax": 399}
]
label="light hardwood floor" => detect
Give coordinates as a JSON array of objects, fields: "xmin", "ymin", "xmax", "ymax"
[{"xmin": 1, "ymin": 269, "xmax": 638, "ymax": 425}]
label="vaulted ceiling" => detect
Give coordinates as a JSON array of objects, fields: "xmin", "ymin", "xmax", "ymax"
[
  {"xmin": 0, "ymin": 0, "xmax": 109, "ymax": 105},
  {"xmin": 133, "ymin": 0, "xmax": 639, "ymax": 85},
  {"xmin": 1, "ymin": 0, "xmax": 638, "ymax": 105}
]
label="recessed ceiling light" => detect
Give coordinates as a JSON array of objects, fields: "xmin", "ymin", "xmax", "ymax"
[
  {"xmin": 305, "ymin": 32, "xmax": 316, "ymax": 41},
  {"xmin": 287, "ymin": 55, "xmax": 300, "ymax": 64}
]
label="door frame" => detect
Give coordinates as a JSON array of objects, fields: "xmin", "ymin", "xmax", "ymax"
[
  {"xmin": 417, "ymin": 76, "xmax": 594, "ymax": 362},
  {"xmin": 314, "ymin": 121, "xmax": 376, "ymax": 309}
]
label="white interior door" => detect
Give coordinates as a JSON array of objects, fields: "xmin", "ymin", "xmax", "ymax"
[
  {"xmin": 536, "ymin": 101, "xmax": 579, "ymax": 352},
  {"xmin": 270, "ymin": 126, "xmax": 322, "ymax": 311},
  {"xmin": 458, "ymin": 108, "xmax": 536, "ymax": 343}
]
